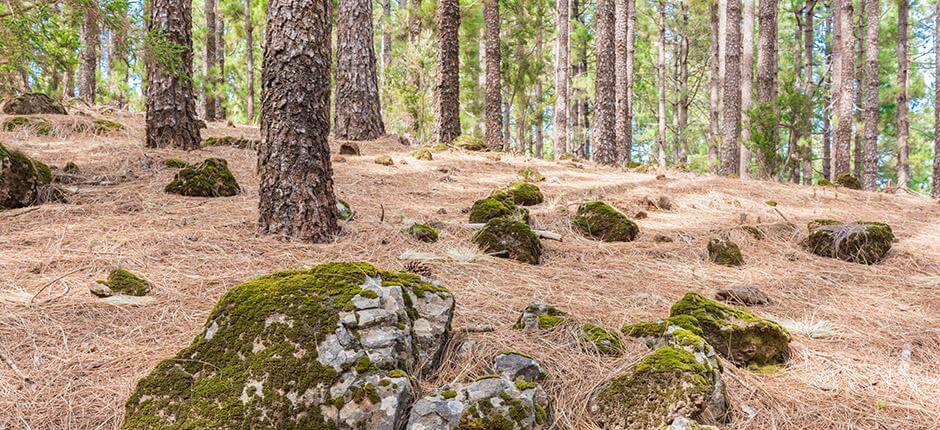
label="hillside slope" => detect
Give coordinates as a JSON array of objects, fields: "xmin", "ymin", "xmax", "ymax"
[{"xmin": 1, "ymin": 113, "xmax": 939, "ymax": 429}]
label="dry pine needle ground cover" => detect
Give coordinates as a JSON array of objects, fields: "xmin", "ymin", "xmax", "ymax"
[{"xmin": 1, "ymin": 113, "xmax": 939, "ymax": 429}]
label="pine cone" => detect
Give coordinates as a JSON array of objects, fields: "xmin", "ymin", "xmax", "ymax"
[{"xmin": 403, "ymin": 260, "xmax": 433, "ymax": 278}]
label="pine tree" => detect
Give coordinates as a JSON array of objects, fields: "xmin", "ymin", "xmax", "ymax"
[
  {"xmin": 615, "ymin": 0, "xmax": 629, "ymax": 163},
  {"xmin": 740, "ymin": 0, "xmax": 754, "ymax": 177},
  {"xmin": 244, "ymin": 0, "xmax": 255, "ymax": 122},
  {"xmin": 719, "ymin": 0, "xmax": 742, "ymax": 175},
  {"xmin": 934, "ymin": 0, "xmax": 940, "ymax": 197},
  {"xmin": 833, "ymin": 0, "xmax": 855, "ymax": 179},
  {"xmin": 708, "ymin": 0, "xmax": 720, "ymax": 168},
  {"xmin": 79, "ymin": 2, "xmax": 98, "ymax": 104},
  {"xmin": 483, "ymin": 0, "xmax": 503, "ymax": 150},
  {"xmin": 258, "ymin": 0, "xmax": 339, "ymax": 242},
  {"xmin": 593, "ymin": 0, "xmax": 617, "ymax": 165},
  {"xmin": 896, "ymin": 0, "xmax": 910, "ymax": 189},
  {"xmin": 860, "ymin": 0, "xmax": 879, "ymax": 190},
  {"xmin": 205, "ymin": 0, "xmax": 217, "ymax": 120},
  {"xmin": 145, "ymin": 0, "xmax": 202, "ymax": 149},
  {"xmin": 435, "ymin": 0, "xmax": 460, "ymax": 145},
  {"xmin": 334, "ymin": 0, "xmax": 385, "ymax": 141},
  {"xmin": 553, "ymin": 0, "xmax": 570, "ymax": 158}
]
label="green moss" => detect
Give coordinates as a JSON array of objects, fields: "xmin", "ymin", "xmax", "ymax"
[
  {"xmin": 581, "ymin": 324, "xmax": 623, "ymax": 355},
  {"xmin": 513, "ymin": 303, "xmax": 568, "ymax": 329},
  {"xmin": 707, "ymin": 238, "xmax": 743, "ymax": 266},
  {"xmin": 354, "ymin": 356, "xmax": 375, "ymax": 373},
  {"xmin": 817, "ymin": 178, "xmax": 835, "ymax": 186},
  {"xmin": 472, "ymin": 217, "xmax": 542, "ymax": 265},
  {"xmin": 501, "ymin": 181, "xmax": 544, "ymax": 206},
  {"xmin": 374, "ymin": 155, "xmax": 394, "ymax": 166},
  {"xmin": 591, "ymin": 346, "xmax": 714, "ymax": 429},
  {"xmin": 442, "ymin": 389, "xmax": 458, "ymax": 399},
  {"xmin": 669, "ymin": 292, "xmax": 790, "ymax": 367},
  {"xmin": 803, "ymin": 220, "xmax": 894, "ymax": 264},
  {"xmin": 0, "ymin": 142, "xmax": 54, "ymax": 209},
  {"xmin": 92, "ymin": 119, "xmax": 125, "ymax": 134},
  {"xmin": 453, "ymin": 135, "xmax": 487, "ymax": 151},
  {"xmin": 473, "ymin": 374, "xmax": 501, "ymax": 382},
  {"xmin": 96, "ymin": 269, "xmax": 151, "ymax": 296},
  {"xmin": 536, "ymin": 314, "xmax": 565, "ymax": 329},
  {"xmin": 412, "ymin": 148, "xmax": 434, "ymax": 161},
  {"xmin": 741, "ymin": 225, "xmax": 764, "ymax": 240},
  {"xmin": 163, "ymin": 158, "xmax": 188, "ymax": 169},
  {"xmin": 622, "ymin": 315, "xmax": 704, "ymax": 340},
  {"xmin": 336, "ymin": 198, "xmax": 354, "ymax": 221},
  {"xmin": 63, "ymin": 161, "xmax": 80, "ymax": 174},
  {"xmin": 407, "ymin": 223, "xmax": 439, "ymax": 243},
  {"xmin": 3, "ymin": 116, "xmax": 53, "ymax": 135},
  {"xmin": 468, "ymin": 196, "xmax": 529, "ymax": 224},
  {"xmin": 164, "ymin": 158, "xmax": 240, "ymax": 197},
  {"xmin": 514, "ymin": 380, "xmax": 538, "ymax": 391},
  {"xmin": 202, "ymin": 136, "xmax": 259, "ymax": 149},
  {"xmin": 765, "ymin": 200, "xmax": 778, "ymax": 207},
  {"xmin": 572, "ymin": 201, "xmax": 639, "ymax": 242},
  {"xmin": 835, "ymin": 174, "xmax": 862, "ymax": 190},
  {"xmin": 388, "ymin": 369, "xmax": 407, "ymax": 378},
  {"xmin": 517, "ymin": 167, "xmax": 545, "ymax": 182},
  {"xmin": 534, "ymin": 404, "xmax": 547, "ymax": 424},
  {"xmin": 431, "ymin": 143, "xmax": 449, "ymax": 152},
  {"xmin": 123, "ymin": 262, "xmax": 448, "ymax": 429}
]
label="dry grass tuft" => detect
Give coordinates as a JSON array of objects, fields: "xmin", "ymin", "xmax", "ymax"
[{"xmin": 1, "ymin": 114, "xmax": 939, "ymax": 429}]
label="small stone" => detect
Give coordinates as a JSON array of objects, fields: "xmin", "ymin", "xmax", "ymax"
[
  {"xmin": 635, "ymin": 211, "xmax": 648, "ymax": 219},
  {"xmin": 374, "ymin": 155, "xmax": 394, "ymax": 166},
  {"xmin": 336, "ymin": 198, "xmax": 354, "ymax": 221},
  {"xmin": 436, "ymin": 208, "xmax": 447, "ymax": 214},
  {"xmin": 1, "ymin": 142, "xmax": 53, "ymax": 209},
  {"xmin": 412, "ymin": 148, "xmax": 433, "ymax": 161},
  {"xmin": 332, "ymin": 155, "xmax": 347, "ymax": 163},
  {"xmin": 95, "ymin": 269, "xmax": 151, "ymax": 297},
  {"xmin": 339, "ymin": 141, "xmax": 361, "ymax": 155},
  {"xmin": 834, "ymin": 174, "xmax": 862, "ymax": 190},
  {"xmin": 514, "ymin": 302, "xmax": 568, "ymax": 330},
  {"xmin": 492, "ymin": 352, "xmax": 545, "ymax": 382},
  {"xmin": 453, "ymin": 135, "xmax": 486, "ymax": 151},
  {"xmin": 472, "ymin": 217, "xmax": 542, "ymax": 265},
  {"xmin": 707, "ymin": 238, "xmax": 743, "ymax": 266},
  {"xmin": 468, "ymin": 195, "xmax": 529, "ymax": 224},
  {"xmin": 581, "ymin": 324, "xmax": 624, "ymax": 355},
  {"xmin": 714, "ymin": 286, "xmax": 770, "ymax": 306},
  {"xmin": 653, "ymin": 234, "xmax": 674, "ymax": 243},
  {"xmin": 407, "ymin": 223, "xmax": 439, "ymax": 243},
  {"xmin": 202, "ymin": 136, "xmax": 260, "ymax": 150}
]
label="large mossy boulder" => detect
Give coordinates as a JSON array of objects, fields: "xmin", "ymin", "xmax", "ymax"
[
  {"xmin": 802, "ymin": 219, "xmax": 893, "ymax": 264},
  {"xmin": 669, "ymin": 292, "xmax": 790, "ymax": 367},
  {"xmin": 1, "ymin": 93, "xmax": 67, "ymax": 115},
  {"xmin": 706, "ymin": 238, "xmax": 743, "ymax": 266},
  {"xmin": 472, "ymin": 217, "xmax": 542, "ymax": 264},
  {"xmin": 164, "ymin": 158, "xmax": 240, "ymax": 197},
  {"xmin": 590, "ymin": 345, "xmax": 726, "ymax": 429},
  {"xmin": 572, "ymin": 201, "xmax": 639, "ymax": 242},
  {"xmin": 498, "ymin": 181, "xmax": 544, "ymax": 206},
  {"xmin": 468, "ymin": 195, "xmax": 529, "ymax": 224},
  {"xmin": 0, "ymin": 142, "xmax": 52, "ymax": 209},
  {"xmin": 123, "ymin": 262, "xmax": 455, "ymax": 430}
]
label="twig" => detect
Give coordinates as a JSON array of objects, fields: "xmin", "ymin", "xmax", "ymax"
[
  {"xmin": 1, "ymin": 206, "xmax": 39, "ymax": 219},
  {"xmin": 465, "ymin": 223, "xmax": 563, "ymax": 241},
  {"xmin": 772, "ymin": 207, "xmax": 791, "ymax": 223},
  {"xmin": 30, "ymin": 267, "xmax": 84, "ymax": 305}
]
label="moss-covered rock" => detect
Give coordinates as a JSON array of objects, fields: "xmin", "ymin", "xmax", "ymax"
[
  {"xmin": 622, "ymin": 315, "xmax": 705, "ymax": 342},
  {"xmin": 3, "ymin": 116, "xmax": 53, "ymax": 135},
  {"xmin": 1, "ymin": 93, "xmax": 67, "ymax": 114},
  {"xmin": 802, "ymin": 220, "xmax": 893, "ymax": 264},
  {"xmin": 669, "ymin": 292, "xmax": 790, "ymax": 367},
  {"xmin": 472, "ymin": 217, "xmax": 542, "ymax": 264},
  {"xmin": 590, "ymin": 346, "xmax": 723, "ymax": 429},
  {"xmin": 514, "ymin": 301, "xmax": 568, "ymax": 330},
  {"xmin": 412, "ymin": 148, "xmax": 433, "ymax": 161},
  {"xmin": 817, "ymin": 178, "xmax": 835, "ymax": 186},
  {"xmin": 572, "ymin": 201, "xmax": 639, "ymax": 242},
  {"xmin": 123, "ymin": 262, "xmax": 455, "ymax": 430},
  {"xmin": 163, "ymin": 158, "xmax": 189, "ymax": 169},
  {"xmin": 336, "ymin": 198, "xmax": 354, "ymax": 221},
  {"xmin": 202, "ymin": 136, "xmax": 260, "ymax": 149},
  {"xmin": 63, "ymin": 161, "xmax": 81, "ymax": 174},
  {"xmin": 834, "ymin": 174, "xmax": 862, "ymax": 190},
  {"xmin": 92, "ymin": 269, "xmax": 151, "ymax": 297},
  {"xmin": 164, "ymin": 158, "xmax": 240, "ymax": 197},
  {"xmin": 339, "ymin": 141, "xmax": 361, "ymax": 155},
  {"xmin": 374, "ymin": 155, "xmax": 394, "ymax": 166},
  {"xmin": 468, "ymin": 195, "xmax": 529, "ymax": 224},
  {"xmin": 500, "ymin": 181, "xmax": 544, "ymax": 206},
  {"xmin": 707, "ymin": 238, "xmax": 743, "ymax": 266},
  {"xmin": 92, "ymin": 119, "xmax": 125, "ymax": 134},
  {"xmin": 518, "ymin": 166, "xmax": 545, "ymax": 182},
  {"xmin": 0, "ymin": 142, "xmax": 53, "ymax": 209},
  {"xmin": 581, "ymin": 324, "xmax": 623, "ymax": 355},
  {"xmin": 453, "ymin": 135, "xmax": 486, "ymax": 151},
  {"xmin": 407, "ymin": 223, "xmax": 439, "ymax": 243}
]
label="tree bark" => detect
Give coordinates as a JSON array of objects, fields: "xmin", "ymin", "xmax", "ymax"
[
  {"xmin": 554, "ymin": 0, "xmax": 570, "ymax": 158},
  {"xmin": 334, "ymin": 0, "xmax": 385, "ymax": 140},
  {"xmin": 111, "ymin": 11, "xmax": 129, "ymax": 108},
  {"xmin": 216, "ymin": 15, "xmax": 226, "ymax": 119},
  {"xmin": 719, "ymin": 0, "xmax": 742, "ymax": 175},
  {"xmin": 853, "ymin": 0, "xmax": 865, "ymax": 178},
  {"xmin": 625, "ymin": 0, "xmax": 636, "ymax": 164},
  {"xmin": 708, "ymin": 0, "xmax": 720, "ymax": 169},
  {"xmin": 656, "ymin": 0, "xmax": 667, "ymax": 169},
  {"xmin": 896, "ymin": 0, "xmax": 910, "ymax": 188},
  {"xmin": 833, "ymin": 0, "xmax": 855, "ymax": 179},
  {"xmin": 484, "ymin": 0, "xmax": 503, "ymax": 150},
  {"xmin": 245, "ymin": 0, "xmax": 255, "ymax": 123},
  {"xmin": 740, "ymin": 0, "xmax": 754, "ymax": 177},
  {"xmin": 535, "ymin": 22, "xmax": 544, "ymax": 159},
  {"xmin": 593, "ymin": 0, "xmax": 617, "ymax": 165},
  {"xmin": 259, "ymin": 0, "xmax": 339, "ymax": 242},
  {"xmin": 755, "ymin": 0, "xmax": 777, "ymax": 103},
  {"xmin": 823, "ymin": 8, "xmax": 833, "ymax": 179},
  {"xmin": 79, "ymin": 3, "xmax": 99, "ymax": 104},
  {"xmin": 615, "ymin": 0, "xmax": 629, "ymax": 164},
  {"xmin": 145, "ymin": 0, "xmax": 202, "ymax": 150},
  {"xmin": 204, "ymin": 0, "xmax": 217, "ymax": 121},
  {"xmin": 935, "ymin": 0, "xmax": 940, "ymax": 197},
  {"xmin": 860, "ymin": 0, "xmax": 879, "ymax": 190},
  {"xmin": 435, "ymin": 0, "xmax": 460, "ymax": 145},
  {"xmin": 382, "ymin": 0, "xmax": 392, "ymax": 70},
  {"xmin": 677, "ymin": 1, "xmax": 690, "ymax": 165},
  {"xmin": 802, "ymin": 0, "xmax": 817, "ymax": 184}
]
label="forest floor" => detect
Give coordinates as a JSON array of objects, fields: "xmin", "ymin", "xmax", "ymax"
[{"xmin": 1, "ymin": 112, "xmax": 939, "ymax": 429}]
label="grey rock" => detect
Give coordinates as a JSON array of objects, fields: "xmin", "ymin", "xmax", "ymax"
[
  {"xmin": 714, "ymin": 285, "xmax": 770, "ymax": 305},
  {"xmin": 513, "ymin": 301, "xmax": 569, "ymax": 330},
  {"xmin": 492, "ymin": 352, "xmax": 544, "ymax": 383}
]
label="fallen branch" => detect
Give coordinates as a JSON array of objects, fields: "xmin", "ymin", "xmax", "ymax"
[
  {"xmin": 30, "ymin": 266, "xmax": 84, "ymax": 305},
  {"xmin": 1, "ymin": 207, "xmax": 39, "ymax": 219},
  {"xmin": 465, "ymin": 223, "xmax": 563, "ymax": 241}
]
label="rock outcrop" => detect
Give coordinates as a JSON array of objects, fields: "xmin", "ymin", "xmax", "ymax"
[
  {"xmin": 572, "ymin": 201, "xmax": 639, "ymax": 242},
  {"xmin": 472, "ymin": 217, "xmax": 542, "ymax": 264},
  {"xmin": 123, "ymin": 262, "xmax": 455, "ymax": 430},
  {"xmin": 513, "ymin": 302, "xmax": 568, "ymax": 330},
  {"xmin": 1, "ymin": 93, "xmax": 67, "ymax": 115},
  {"xmin": 706, "ymin": 238, "xmax": 743, "ymax": 266},
  {"xmin": 164, "ymin": 158, "xmax": 240, "ymax": 197},
  {"xmin": 802, "ymin": 219, "xmax": 893, "ymax": 264},
  {"xmin": 0, "ymin": 142, "xmax": 53, "ymax": 209}
]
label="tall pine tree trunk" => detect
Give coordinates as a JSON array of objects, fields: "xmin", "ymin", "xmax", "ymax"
[
  {"xmin": 145, "ymin": 0, "xmax": 201, "ymax": 149},
  {"xmin": 483, "ymin": 0, "xmax": 503, "ymax": 150},
  {"xmin": 554, "ymin": 0, "xmax": 570, "ymax": 158},
  {"xmin": 535, "ymin": 23, "xmax": 545, "ymax": 159},
  {"xmin": 861, "ymin": 0, "xmax": 879, "ymax": 190},
  {"xmin": 334, "ymin": 0, "xmax": 385, "ymax": 140},
  {"xmin": 245, "ymin": 0, "xmax": 255, "ymax": 123},
  {"xmin": 802, "ymin": 0, "xmax": 817, "ymax": 184},
  {"xmin": 258, "ymin": 0, "xmax": 338, "ymax": 242},
  {"xmin": 755, "ymin": 0, "xmax": 777, "ymax": 178},
  {"xmin": 853, "ymin": 0, "xmax": 865, "ymax": 178},
  {"xmin": 833, "ymin": 0, "xmax": 855, "ymax": 179},
  {"xmin": 719, "ymin": 0, "xmax": 742, "ymax": 175},
  {"xmin": 80, "ymin": 3, "xmax": 99, "ymax": 104},
  {"xmin": 382, "ymin": 0, "xmax": 392, "ymax": 71},
  {"xmin": 935, "ymin": 0, "xmax": 940, "ymax": 197},
  {"xmin": 677, "ymin": 2, "xmax": 690, "ymax": 164},
  {"xmin": 625, "ymin": 0, "xmax": 636, "ymax": 163},
  {"xmin": 740, "ymin": 0, "xmax": 754, "ymax": 177},
  {"xmin": 593, "ymin": 0, "xmax": 617, "ymax": 165},
  {"xmin": 615, "ymin": 0, "xmax": 629, "ymax": 164},
  {"xmin": 111, "ymin": 11, "xmax": 129, "ymax": 108},
  {"xmin": 216, "ymin": 15, "xmax": 226, "ymax": 119},
  {"xmin": 204, "ymin": 0, "xmax": 217, "ymax": 120},
  {"xmin": 656, "ymin": 0, "xmax": 667, "ymax": 169},
  {"xmin": 435, "ymin": 0, "xmax": 460, "ymax": 145},
  {"xmin": 896, "ymin": 0, "xmax": 910, "ymax": 188},
  {"xmin": 823, "ymin": 9, "xmax": 833, "ymax": 179},
  {"xmin": 709, "ymin": 0, "xmax": 720, "ymax": 169}
]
